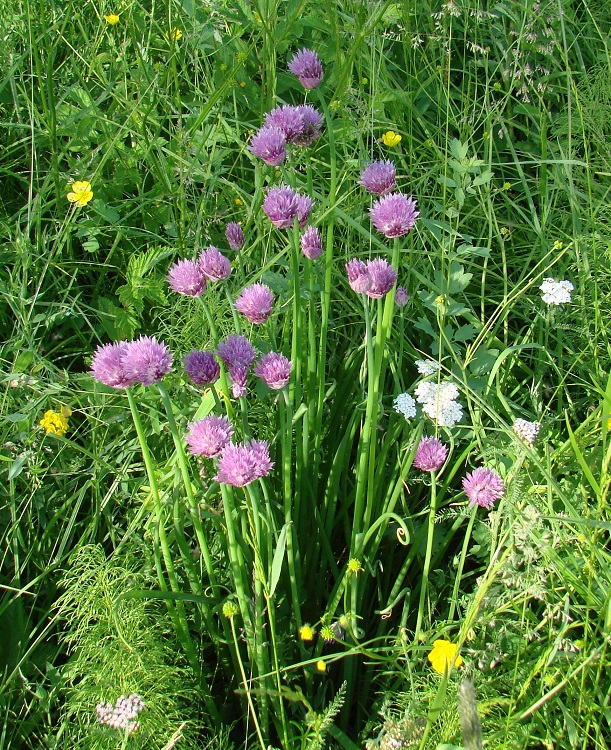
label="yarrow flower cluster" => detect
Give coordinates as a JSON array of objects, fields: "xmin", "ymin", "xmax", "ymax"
[
  {"xmin": 262, "ymin": 185, "xmax": 314, "ymax": 229},
  {"xmin": 215, "ymin": 440, "xmax": 274, "ymax": 487},
  {"xmin": 370, "ymin": 193, "xmax": 419, "ymax": 238},
  {"xmin": 539, "ymin": 277, "xmax": 573, "ymax": 305},
  {"xmin": 413, "ymin": 436, "xmax": 448, "ymax": 472},
  {"xmin": 513, "ymin": 418, "xmax": 541, "ymax": 445},
  {"xmin": 167, "ymin": 259, "xmax": 206, "ymax": 297},
  {"xmin": 414, "ymin": 381, "xmax": 463, "ymax": 427},
  {"xmin": 415, "ymin": 359, "xmax": 441, "ymax": 376},
  {"xmin": 359, "ymin": 160, "xmax": 397, "ymax": 195},
  {"xmin": 235, "ymin": 283, "xmax": 274, "ymax": 324},
  {"xmin": 345, "ymin": 257, "xmax": 397, "ymax": 298},
  {"xmin": 96, "ymin": 694, "xmax": 145, "ymax": 734},
  {"xmin": 185, "ymin": 416, "xmax": 233, "ymax": 458},
  {"xmin": 91, "ymin": 337, "xmax": 172, "ymax": 388},
  {"xmin": 462, "ymin": 467, "xmax": 505, "ymax": 509},
  {"xmin": 288, "ymin": 48, "xmax": 324, "ymax": 89},
  {"xmin": 216, "ymin": 334, "xmax": 256, "ymax": 397},
  {"xmin": 394, "ymin": 392, "xmax": 417, "ymax": 419}
]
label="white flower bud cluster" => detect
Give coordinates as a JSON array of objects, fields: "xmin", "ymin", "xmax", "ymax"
[
  {"xmin": 394, "ymin": 392, "xmax": 417, "ymax": 419},
  {"xmin": 513, "ymin": 418, "xmax": 540, "ymax": 445},
  {"xmin": 415, "ymin": 359, "xmax": 440, "ymax": 377},
  {"xmin": 96, "ymin": 693, "xmax": 145, "ymax": 734},
  {"xmin": 414, "ymin": 381, "xmax": 463, "ymax": 427},
  {"xmin": 539, "ymin": 278, "xmax": 573, "ymax": 305}
]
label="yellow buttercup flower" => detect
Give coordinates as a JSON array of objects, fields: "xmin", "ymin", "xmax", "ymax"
[
  {"xmin": 316, "ymin": 660, "xmax": 326, "ymax": 672},
  {"xmin": 299, "ymin": 624, "xmax": 316, "ymax": 642},
  {"xmin": 427, "ymin": 639, "xmax": 463, "ymax": 674},
  {"xmin": 382, "ymin": 130, "xmax": 402, "ymax": 147},
  {"xmin": 67, "ymin": 180, "xmax": 93, "ymax": 207},
  {"xmin": 40, "ymin": 409, "xmax": 70, "ymax": 436},
  {"xmin": 104, "ymin": 14, "xmax": 120, "ymax": 25},
  {"xmin": 168, "ymin": 27, "xmax": 183, "ymax": 41}
]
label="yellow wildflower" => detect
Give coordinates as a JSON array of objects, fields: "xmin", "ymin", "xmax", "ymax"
[
  {"xmin": 104, "ymin": 14, "xmax": 120, "ymax": 25},
  {"xmin": 347, "ymin": 558, "xmax": 364, "ymax": 575},
  {"xmin": 427, "ymin": 639, "xmax": 463, "ymax": 674},
  {"xmin": 502, "ymin": 182, "xmax": 511, "ymax": 190},
  {"xmin": 168, "ymin": 27, "xmax": 182, "ymax": 41},
  {"xmin": 316, "ymin": 660, "xmax": 326, "ymax": 672},
  {"xmin": 553, "ymin": 240, "xmax": 563, "ymax": 250},
  {"xmin": 40, "ymin": 409, "xmax": 70, "ymax": 436},
  {"xmin": 67, "ymin": 180, "xmax": 93, "ymax": 207},
  {"xmin": 382, "ymin": 130, "xmax": 402, "ymax": 147},
  {"xmin": 299, "ymin": 624, "xmax": 316, "ymax": 642}
]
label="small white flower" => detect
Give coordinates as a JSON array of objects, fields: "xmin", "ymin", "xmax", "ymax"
[
  {"xmin": 414, "ymin": 381, "xmax": 463, "ymax": 427},
  {"xmin": 394, "ymin": 393, "xmax": 417, "ymax": 419},
  {"xmin": 415, "ymin": 359, "xmax": 441, "ymax": 376},
  {"xmin": 513, "ymin": 418, "xmax": 540, "ymax": 445},
  {"xmin": 540, "ymin": 277, "xmax": 573, "ymax": 305}
]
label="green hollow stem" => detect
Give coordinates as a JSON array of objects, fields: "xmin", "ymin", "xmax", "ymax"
[
  {"xmin": 414, "ymin": 474, "xmax": 438, "ymax": 644},
  {"xmin": 229, "ymin": 616, "xmax": 267, "ymax": 750},
  {"xmin": 448, "ymin": 505, "xmax": 477, "ymax": 622},
  {"xmin": 126, "ymin": 389, "xmax": 220, "ymax": 724}
]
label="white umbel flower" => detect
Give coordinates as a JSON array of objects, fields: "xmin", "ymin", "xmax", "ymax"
[
  {"xmin": 513, "ymin": 418, "xmax": 541, "ymax": 445},
  {"xmin": 394, "ymin": 392, "xmax": 417, "ymax": 419},
  {"xmin": 540, "ymin": 278, "xmax": 573, "ymax": 305}
]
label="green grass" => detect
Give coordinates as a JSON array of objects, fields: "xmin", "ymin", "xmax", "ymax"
[{"xmin": 2, "ymin": 0, "xmax": 611, "ymax": 748}]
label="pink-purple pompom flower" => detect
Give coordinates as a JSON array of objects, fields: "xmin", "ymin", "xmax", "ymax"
[
  {"xmin": 370, "ymin": 193, "xmax": 419, "ymax": 238},
  {"xmin": 394, "ymin": 286, "xmax": 409, "ymax": 308},
  {"xmin": 262, "ymin": 185, "xmax": 313, "ymax": 229},
  {"xmin": 359, "ymin": 160, "xmax": 397, "ymax": 196},
  {"xmin": 183, "ymin": 350, "xmax": 220, "ymax": 386},
  {"xmin": 198, "ymin": 246, "xmax": 231, "ymax": 282},
  {"xmin": 167, "ymin": 259, "xmax": 206, "ymax": 297},
  {"xmin": 215, "ymin": 440, "xmax": 274, "ymax": 487},
  {"xmin": 255, "ymin": 352, "xmax": 292, "ymax": 390},
  {"xmin": 462, "ymin": 467, "xmax": 505, "ymax": 509},
  {"xmin": 345, "ymin": 258, "xmax": 397, "ymax": 298},
  {"xmin": 185, "ymin": 416, "xmax": 233, "ymax": 458},
  {"xmin": 235, "ymin": 283, "xmax": 274, "ymax": 324},
  {"xmin": 413, "ymin": 437, "xmax": 448, "ymax": 472},
  {"xmin": 249, "ymin": 126, "xmax": 286, "ymax": 166},
  {"xmin": 300, "ymin": 226, "xmax": 323, "ymax": 260},
  {"xmin": 216, "ymin": 334, "xmax": 256, "ymax": 397},
  {"xmin": 90, "ymin": 342, "xmax": 136, "ymax": 389},
  {"xmin": 122, "ymin": 336, "xmax": 173, "ymax": 386},
  {"xmin": 288, "ymin": 48, "xmax": 323, "ymax": 90},
  {"xmin": 226, "ymin": 222, "xmax": 245, "ymax": 251}
]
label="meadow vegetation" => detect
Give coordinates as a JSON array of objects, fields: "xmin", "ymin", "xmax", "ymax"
[{"xmin": 2, "ymin": 0, "xmax": 611, "ymax": 748}]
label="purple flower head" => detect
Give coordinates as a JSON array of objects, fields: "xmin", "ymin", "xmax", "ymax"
[
  {"xmin": 359, "ymin": 160, "xmax": 397, "ymax": 195},
  {"xmin": 300, "ymin": 226, "xmax": 323, "ymax": 260},
  {"xmin": 254, "ymin": 352, "xmax": 292, "ymax": 390},
  {"xmin": 235, "ymin": 283, "xmax": 274, "ymax": 324},
  {"xmin": 90, "ymin": 341, "xmax": 136, "ymax": 389},
  {"xmin": 395, "ymin": 286, "xmax": 409, "ymax": 308},
  {"xmin": 249, "ymin": 126, "xmax": 286, "ymax": 166},
  {"xmin": 122, "ymin": 336, "xmax": 173, "ymax": 386},
  {"xmin": 215, "ymin": 439, "xmax": 274, "ymax": 487},
  {"xmin": 264, "ymin": 105, "xmax": 306, "ymax": 144},
  {"xmin": 413, "ymin": 436, "xmax": 448, "ymax": 472},
  {"xmin": 167, "ymin": 259, "xmax": 206, "ymax": 297},
  {"xmin": 183, "ymin": 350, "xmax": 220, "ymax": 386},
  {"xmin": 185, "ymin": 415, "xmax": 233, "ymax": 458},
  {"xmin": 216, "ymin": 334, "xmax": 256, "ymax": 398},
  {"xmin": 288, "ymin": 48, "xmax": 323, "ymax": 90},
  {"xmin": 365, "ymin": 258, "xmax": 397, "ymax": 299},
  {"xmin": 226, "ymin": 222, "xmax": 245, "ymax": 251},
  {"xmin": 345, "ymin": 259, "xmax": 372, "ymax": 294},
  {"xmin": 370, "ymin": 193, "xmax": 419, "ymax": 238},
  {"xmin": 296, "ymin": 194, "xmax": 314, "ymax": 227},
  {"xmin": 198, "ymin": 246, "xmax": 231, "ymax": 282},
  {"xmin": 462, "ymin": 467, "xmax": 505, "ymax": 510},
  {"xmin": 294, "ymin": 104, "xmax": 324, "ymax": 146},
  {"xmin": 262, "ymin": 185, "xmax": 299, "ymax": 229}
]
